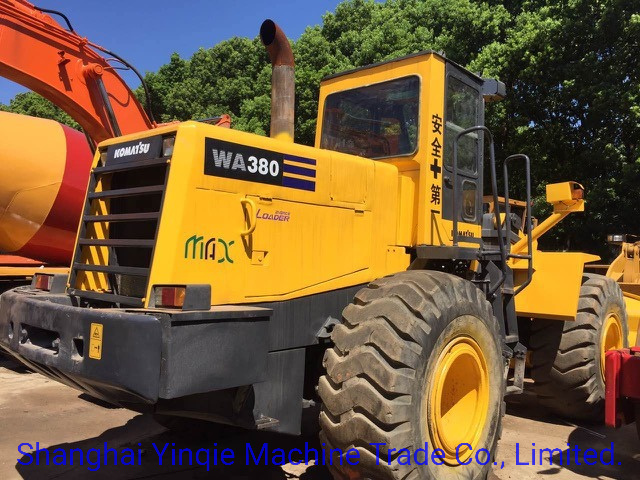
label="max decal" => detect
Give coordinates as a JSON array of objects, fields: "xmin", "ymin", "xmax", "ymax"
[{"xmin": 184, "ymin": 235, "xmax": 235, "ymax": 263}]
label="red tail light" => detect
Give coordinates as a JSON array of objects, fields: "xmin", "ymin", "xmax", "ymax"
[
  {"xmin": 33, "ymin": 273, "xmax": 53, "ymax": 291},
  {"xmin": 154, "ymin": 286, "xmax": 186, "ymax": 308}
]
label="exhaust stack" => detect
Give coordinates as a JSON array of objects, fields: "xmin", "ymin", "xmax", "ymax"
[{"xmin": 260, "ymin": 19, "xmax": 294, "ymax": 142}]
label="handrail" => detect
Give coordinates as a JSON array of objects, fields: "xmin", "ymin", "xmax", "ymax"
[
  {"xmin": 453, "ymin": 125, "xmax": 506, "ymax": 296},
  {"xmin": 504, "ymin": 154, "xmax": 533, "ymax": 295}
]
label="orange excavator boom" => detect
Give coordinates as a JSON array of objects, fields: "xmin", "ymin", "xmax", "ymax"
[
  {"xmin": 0, "ymin": 0, "xmax": 154, "ymax": 143},
  {"xmin": 0, "ymin": 1, "xmax": 230, "ymax": 265}
]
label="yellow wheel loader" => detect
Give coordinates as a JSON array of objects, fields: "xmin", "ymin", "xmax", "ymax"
[
  {"xmin": 0, "ymin": 19, "xmax": 631, "ymax": 479},
  {"xmin": 485, "ymin": 194, "xmax": 635, "ymax": 420}
]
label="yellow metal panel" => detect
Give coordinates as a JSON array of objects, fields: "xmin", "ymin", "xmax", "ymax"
[
  {"xmin": 316, "ymin": 53, "xmax": 444, "ymax": 249},
  {"xmin": 244, "ymin": 199, "xmax": 373, "ymax": 298},
  {"xmin": 419, "ymin": 55, "xmax": 444, "ymax": 246},
  {"xmin": 91, "ymin": 53, "xmax": 463, "ymax": 306},
  {"xmin": 512, "ymin": 251, "xmax": 597, "ymax": 321},
  {"xmin": 546, "ymin": 181, "xmax": 584, "ymax": 206},
  {"xmin": 144, "ymin": 121, "xmax": 408, "ymax": 306},
  {"xmin": 546, "ymin": 182, "xmax": 575, "ymax": 204},
  {"xmin": 329, "ymin": 152, "xmax": 371, "ymax": 205},
  {"xmin": 396, "ymin": 171, "xmax": 418, "ymax": 246}
]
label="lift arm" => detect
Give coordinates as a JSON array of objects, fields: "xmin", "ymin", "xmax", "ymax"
[{"xmin": 0, "ymin": 0, "xmax": 154, "ymax": 143}]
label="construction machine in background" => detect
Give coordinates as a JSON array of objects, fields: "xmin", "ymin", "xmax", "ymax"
[
  {"xmin": 483, "ymin": 196, "xmax": 640, "ymax": 420},
  {"xmin": 604, "ymin": 237, "xmax": 640, "ymax": 441},
  {"xmin": 0, "ymin": 0, "xmax": 154, "ymax": 142},
  {"xmin": 0, "ymin": 0, "xmax": 157, "ymax": 284},
  {"xmin": 0, "ymin": 1, "xmax": 231, "ymax": 279}
]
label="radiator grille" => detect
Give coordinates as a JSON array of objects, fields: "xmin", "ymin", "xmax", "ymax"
[{"xmin": 68, "ymin": 140, "xmax": 171, "ymax": 307}]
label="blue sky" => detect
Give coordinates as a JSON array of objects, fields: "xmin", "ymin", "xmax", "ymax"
[{"xmin": 0, "ymin": 0, "xmax": 345, "ymax": 103}]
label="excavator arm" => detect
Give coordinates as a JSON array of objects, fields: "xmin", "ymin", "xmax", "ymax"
[
  {"xmin": 0, "ymin": 1, "xmax": 230, "ymax": 265},
  {"xmin": 0, "ymin": 0, "xmax": 153, "ymax": 143}
]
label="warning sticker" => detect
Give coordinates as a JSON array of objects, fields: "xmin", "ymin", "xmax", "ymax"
[{"xmin": 89, "ymin": 323, "xmax": 103, "ymax": 360}]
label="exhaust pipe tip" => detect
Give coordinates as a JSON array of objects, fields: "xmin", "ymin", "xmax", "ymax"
[
  {"xmin": 260, "ymin": 19, "xmax": 294, "ymax": 67},
  {"xmin": 259, "ymin": 19, "xmax": 277, "ymax": 46}
]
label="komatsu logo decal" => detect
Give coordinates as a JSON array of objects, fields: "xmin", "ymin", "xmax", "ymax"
[
  {"xmin": 105, "ymin": 135, "xmax": 163, "ymax": 165},
  {"xmin": 204, "ymin": 138, "xmax": 316, "ymax": 192},
  {"xmin": 113, "ymin": 142, "xmax": 151, "ymax": 159}
]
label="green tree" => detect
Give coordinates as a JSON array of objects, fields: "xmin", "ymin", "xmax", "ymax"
[
  {"xmin": 472, "ymin": 0, "xmax": 640, "ymax": 255},
  {"xmin": 0, "ymin": 92, "xmax": 79, "ymax": 129},
  {"xmin": 141, "ymin": 37, "xmax": 271, "ymax": 133},
  {"xmin": 294, "ymin": 0, "xmax": 511, "ymax": 144}
]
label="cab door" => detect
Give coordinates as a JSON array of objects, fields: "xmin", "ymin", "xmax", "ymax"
[{"xmin": 441, "ymin": 66, "xmax": 484, "ymax": 239}]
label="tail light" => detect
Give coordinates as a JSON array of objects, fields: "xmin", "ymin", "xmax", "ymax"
[
  {"xmin": 33, "ymin": 273, "xmax": 54, "ymax": 291},
  {"xmin": 31, "ymin": 273, "xmax": 67, "ymax": 293},
  {"xmin": 154, "ymin": 286, "xmax": 186, "ymax": 308},
  {"xmin": 151, "ymin": 284, "xmax": 211, "ymax": 310}
]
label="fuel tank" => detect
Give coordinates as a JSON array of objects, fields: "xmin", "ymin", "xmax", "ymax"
[{"xmin": 0, "ymin": 111, "xmax": 92, "ymax": 264}]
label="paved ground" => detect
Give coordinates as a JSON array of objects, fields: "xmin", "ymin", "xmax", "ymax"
[{"xmin": 1, "ymin": 356, "xmax": 639, "ymax": 480}]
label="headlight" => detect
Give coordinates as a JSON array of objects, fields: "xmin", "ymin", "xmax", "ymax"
[{"xmin": 162, "ymin": 136, "xmax": 175, "ymax": 157}]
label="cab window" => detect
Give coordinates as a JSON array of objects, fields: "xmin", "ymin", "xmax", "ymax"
[
  {"xmin": 444, "ymin": 76, "xmax": 480, "ymax": 174},
  {"xmin": 320, "ymin": 76, "xmax": 420, "ymax": 159}
]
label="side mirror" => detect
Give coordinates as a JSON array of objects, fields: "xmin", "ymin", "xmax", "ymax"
[{"xmin": 482, "ymin": 78, "xmax": 506, "ymax": 102}]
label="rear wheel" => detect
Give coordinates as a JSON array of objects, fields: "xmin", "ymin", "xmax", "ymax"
[
  {"xmin": 318, "ymin": 271, "xmax": 505, "ymax": 480},
  {"xmin": 530, "ymin": 273, "xmax": 628, "ymax": 420}
]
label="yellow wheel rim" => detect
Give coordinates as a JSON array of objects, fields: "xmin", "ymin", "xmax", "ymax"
[
  {"xmin": 428, "ymin": 335, "xmax": 489, "ymax": 465},
  {"xmin": 601, "ymin": 313, "xmax": 623, "ymax": 380}
]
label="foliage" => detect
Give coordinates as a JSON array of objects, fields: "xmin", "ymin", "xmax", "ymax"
[
  {"xmin": 472, "ymin": 0, "xmax": 640, "ymax": 255},
  {"xmin": 3, "ymin": 0, "xmax": 637, "ymax": 256},
  {"xmin": 0, "ymin": 92, "xmax": 79, "ymax": 129}
]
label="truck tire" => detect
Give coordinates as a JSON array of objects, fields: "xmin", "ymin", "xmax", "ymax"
[
  {"xmin": 530, "ymin": 274, "xmax": 628, "ymax": 420},
  {"xmin": 318, "ymin": 271, "xmax": 505, "ymax": 480}
]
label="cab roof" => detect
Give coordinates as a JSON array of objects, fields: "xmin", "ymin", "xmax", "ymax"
[{"xmin": 321, "ymin": 50, "xmax": 484, "ymax": 84}]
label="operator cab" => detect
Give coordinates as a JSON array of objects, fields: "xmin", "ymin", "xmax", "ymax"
[{"xmin": 315, "ymin": 51, "xmax": 506, "ymax": 249}]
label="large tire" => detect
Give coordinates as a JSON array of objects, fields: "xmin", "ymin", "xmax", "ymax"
[
  {"xmin": 318, "ymin": 271, "xmax": 505, "ymax": 480},
  {"xmin": 530, "ymin": 273, "xmax": 628, "ymax": 420}
]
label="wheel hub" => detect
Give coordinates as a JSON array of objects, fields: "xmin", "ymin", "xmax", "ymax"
[
  {"xmin": 601, "ymin": 313, "xmax": 623, "ymax": 380},
  {"xmin": 428, "ymin": 335, "xmax": 489, "ymax": 465}
]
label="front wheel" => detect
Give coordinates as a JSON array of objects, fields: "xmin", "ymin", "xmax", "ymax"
[{"xmin": 318, "ymin": 271, "xmax": 505, "ymax": 480}]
